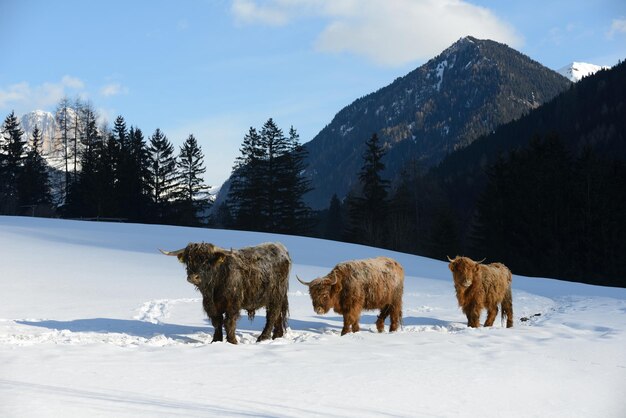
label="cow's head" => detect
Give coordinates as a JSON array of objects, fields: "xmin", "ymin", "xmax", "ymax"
[
  {"xmin": 297, "ymin": 274, "xmax": 341, "ymax": 315},
  {"xmin": 447, "ymin": 256, "xmax": 484, "ymax": 287},
  {"xmin": 160, "ymin": 243, "xmax": 229, "ymax": 286}
]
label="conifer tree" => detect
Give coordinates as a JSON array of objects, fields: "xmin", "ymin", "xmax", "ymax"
[
  {"xmin": 176, "ymin": 134, "xmax": 210, "ymax": 225},
  {"xmin": 228, "ymin": 127, "xmax": 265, "ymax": 230},
  {"xmin": 147, "ymin": 128, "xmax": 179, "ymax": 222},
  {"xmin": 324, "ymin": 193, "xmax": 343, "ymax": 241},
  {"xmin": 274, "ymin": 126, "xmax": 313, "ymax": 234},
  {"xmin": 128, "ymin": 126, "xmax": 152, "ymax": 221},
  {"xmin": 0, "ymin": 111, "xmax": 26, "ymax": 213},
  {"xmin": 18, "ymin": 126, "xmax": 52, "ymax": 211},
  {"xmin": 259, "ymin": 118, "xmax": 290, "ymax": 229},
  {"xmin": 347, "ymin": 133, "xmax": 389, "ymax": 246},
  {"xmin": 228, "ymin": 120, "xmax": 313, "ymax": 233}
]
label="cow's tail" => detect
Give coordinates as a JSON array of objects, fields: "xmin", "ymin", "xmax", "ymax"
[{"xmin": 501, "ymin": 284, "xmax": 514, "ymax": 328}]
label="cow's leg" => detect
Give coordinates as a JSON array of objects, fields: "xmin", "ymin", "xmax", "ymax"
[
  {"xmin": 224, "ymin": 311, "xmax": 239, "ymax": 344},
  {"xmin": 376, "ymin": 305, "xmax": 391, "ymax": 332},
  {"xmin": 271, "ymin": 298, "xmax": 288, "ymax": 339},
  {"xmin": 389, "ymin": 303, "xmax": 402, "ymax": 332},
  {"xmin": 341, "ymin": 310, "xmax": 360, "ymax": 335},
  {"xmin": 209, "ymin": 314, "xmax": 224, "ymax": 342},
  {"xmin": 502, "ymin": 289, "xmax": 514, "ymax": 328},
  {"xmin": 257, "ymin": 310, "xmax": 274, "ymax": 342},
  {"xmin": 464, "ymin": 304, "xmax": 480, "ymax": 328},
  {"xmin": 484, "ymin": 306, "xmax": 498, "ymax": 327},
  {"xmin": 467, "ymin": 310, "xmax": 481, "ymax": 328}
]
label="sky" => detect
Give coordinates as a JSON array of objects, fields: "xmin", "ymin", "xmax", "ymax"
[{"xmin": 1, "ymin": 0, "xmax": 625, "ymax": 187}]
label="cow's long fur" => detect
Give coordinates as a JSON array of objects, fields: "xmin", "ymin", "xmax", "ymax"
[
  {"xmin": 303, "ymin": 257, "xmax": 404, "ymax": 335},
  {"xmin": 177, "ymin": 242, "xmax": 290, "ymax": 344},
  {"xmin": 448, "ymin": 256, "xmax": 513, "ymax": 328}
]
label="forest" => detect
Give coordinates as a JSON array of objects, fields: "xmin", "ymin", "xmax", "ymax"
[{"xmin": 1, "ymin": 62, "xmax": 625, "ymax": 287}]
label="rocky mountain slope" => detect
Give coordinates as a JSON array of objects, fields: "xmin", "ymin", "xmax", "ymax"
[{"xmin": 302, "ymin": 36, "xmax": 571, "ymax": 208}]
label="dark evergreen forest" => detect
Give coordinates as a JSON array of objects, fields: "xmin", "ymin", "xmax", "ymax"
[{"xmin": 1, "ymin": 61, "xmax": 624, "ymax": 287}]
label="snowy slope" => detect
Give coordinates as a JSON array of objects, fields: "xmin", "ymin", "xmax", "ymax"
[
  {"xmin": 557, "ymin": 62, "xmax": 608, "ymax": 82},
  {"xmin": 1, "ymin": 216, "xmax": 625, "ymax": 417}
]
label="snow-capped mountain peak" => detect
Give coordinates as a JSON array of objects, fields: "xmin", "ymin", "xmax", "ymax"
[{"xmin": 557, "ymin": 62, "xmax": 608, "ymax": 82}]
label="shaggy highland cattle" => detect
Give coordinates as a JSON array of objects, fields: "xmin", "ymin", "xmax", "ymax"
[
  {"xmin": 160, "ymin": 242, "xmax": 291, "ymax": 344},
  {"xmin": 298, "ymin": 257, "xmax": 404, "ymax": 335},
  {"xmin": 447, "ymin": 256, "xmax": 513, "ymax": 328}
]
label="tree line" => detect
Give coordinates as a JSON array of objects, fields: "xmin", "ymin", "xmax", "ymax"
[
  {"xmin": 0, "ymin": 100, "xmax": 210, "ymax": 225},
  {"xmin": 315, "ymin": 133, "xmax": 626, "ymax": 287},
  {"xmin": 0, "ymin": 101, "xmax": 314, "ymax": 234}
]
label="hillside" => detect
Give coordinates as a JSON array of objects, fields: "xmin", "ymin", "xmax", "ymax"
[
  {"xmin": 302, "ymin": 36, "xmax": 571, "ymax": 208},
  {"xmin": 430, "ymin": 61, "xmax": 626, "ymax": 285},
  {"xmin": 434, "ymin": 60, "xmax": 626, "ymax": 210},
  {"xmin": 0, "ymin": 216, "xmax": 625, "ymax": 417}
]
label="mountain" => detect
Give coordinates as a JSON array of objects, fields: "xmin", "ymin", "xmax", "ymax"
[
  {"xmin": 557, "ymin": 61, "xmax": 608, "ymax": 82},
  {"xmin": 430, "ymin": 61, "xmax": 625, "ymax": 285},
  {"xmin": 302, "ymin": 36, "xmax": 571, "ymax": 209},
  {"xmin": 20, "ymin": 109, "xmax": 58, "ymax": 155},
  {"xmin": 434, "ymin": 60, "xmax": 624, "ymax": 203}
]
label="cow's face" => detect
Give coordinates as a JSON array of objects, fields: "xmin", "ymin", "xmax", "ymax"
[
  {"xmin": 178, "ymin": 243, "xmax": 227, "ymax": 286},
  {"xmin": 448, "ymin": 256, "xmax": 479, "ymax": 287},
  {"xmin": 307, "ymin": 276, "xmax": 340, "ymax": 315}
]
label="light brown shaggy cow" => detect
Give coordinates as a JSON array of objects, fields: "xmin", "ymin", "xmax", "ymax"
[
  {"xmin": 298, "ymin": 257, "xmax": 404, "ymax": 335},
  {"xmin": 448, "ymin": 256, "xmax": 513, "ymax": 328}
]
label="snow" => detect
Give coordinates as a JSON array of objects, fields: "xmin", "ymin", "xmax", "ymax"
[
  {"xmin": 1, "ymin": 216, "xmax": 625, "ymax": 417},
  {"xmin": 557, "ymin": 62, "xmax": 608, "ymax": 82},
  {"xmin": 435, "ymin": 60, "xmax": 448, "ymax": 91}
]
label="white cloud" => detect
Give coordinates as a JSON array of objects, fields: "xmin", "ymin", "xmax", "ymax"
[
  {"xmin": 607, "ymin": 18, "xmax": 626, "ymax": 39},
  {"xmin": 231, "ymin": 0, "xmax": 291, "ymax": 26},
  {"xmin": 0, "ymin": 75, "xmax": 86, "ymax": 115},
  {"xmin": 61, "ymin": 75, "xmax": 85, "ymax": 89},
  {"xmin": 230, "ymin": 0, "xmax": 522, "ymax": 67},
  {"xmin": 100, "ymin": 83, "xmax": 129, "ymax": 97}
]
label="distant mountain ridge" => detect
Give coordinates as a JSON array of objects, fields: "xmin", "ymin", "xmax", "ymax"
[
  {"xmin": 301, "ymin": 36, "xmax": 571, "ymax": 209},
  {"xmin": 20, "ymin": 110, "xmax": 57, "ymax": 155},
  {"xmin": 557, "ymin": 62, "xmax": 608, "ymax": 82}
]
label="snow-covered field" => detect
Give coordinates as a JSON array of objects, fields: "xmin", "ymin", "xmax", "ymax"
[{"xmin": 1, "ymin": 216, "xmax": 625, "ymax": 417}]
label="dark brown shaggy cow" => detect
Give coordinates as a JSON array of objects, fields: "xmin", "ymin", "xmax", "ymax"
[
  {"xmin": 160, "ymin": 242, "xmax": 291, "ymax": 344},
  {"xmin": 298, "ymin": 257, "xmax": 404, "ymax": 335},
  {"xmin": 447, "ymin": 256, "xmax": 513, "ymax": 328}
]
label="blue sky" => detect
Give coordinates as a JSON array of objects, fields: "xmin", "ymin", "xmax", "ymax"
[{"xmin": 1, "ymin": 0, "xmax": 625, "ymax": 186}]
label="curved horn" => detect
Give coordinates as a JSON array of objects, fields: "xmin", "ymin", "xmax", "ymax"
[
  {"xmin": 447, "ymin": 255, "xmax": 454, "ymax": 262},
  {"xmin": 296, "ymin": 275, "xmax": 312, "ymax": 286},
  {"xmin": 159, "ymin": 248, "xmax": 185, "ymax": 256},
  {"xmin": 476, "ymin": 257, "xmax": 486, "ymax": 264}
]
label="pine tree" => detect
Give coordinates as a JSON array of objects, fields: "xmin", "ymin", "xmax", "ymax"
[
  {"xmin": 228, "ymin": 127, "xmax": 265, "ymax": 230},
  {"xmin": 18, "ymin": 126, "xmax": 52, "ymax": 212},
  {"xmin": 128, "ymin": 126, "xmax": 152, "ymax": 221},
  {"xmin": 112, "ymin": 116, "xmax": 136, "ymax": 220},
  {"xmin": 97, "ymin": 127, "xmax": 120, "ymax": 217},
  {"xmin": 347, "ymin": 133, "xmax": 389, "ymax": 246},
  {"xmin": 147, "ymin": 128, "xmax": 179, "ymax": 222},
  {"xmin": 259, "ymin": 118, "xmax": 291, "ymax": 230},
  {"xmin": 66, "ymin": 103, "xmax": 101, "ymax": 217},
  {"xmin": 324, "ymin": 193, "xmax": 343, "ymax": 241},
  {"xmin": 228, "ymin": 120, "xmax": 313, "ymax": 233},
  {"xmin": 0, "ymin": 111, "xmax": 26, "ymax": 213},
  {"xmin": 274, "ymin": 126, "xmax": 313, "ymax": 234},
  {"xmin": 176, "ymin": 134, "xmax": 211, "ymax": 225}
]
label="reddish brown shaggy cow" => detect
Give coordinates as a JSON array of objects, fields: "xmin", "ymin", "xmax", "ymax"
[
  {"xmin": 298, "ymin": 257, "xmax": 404, "ymax": 335},
  {"xmin": 448, "ymin": 256, "xmax": 513, "ymax": 328}
]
